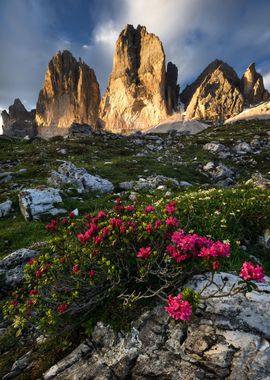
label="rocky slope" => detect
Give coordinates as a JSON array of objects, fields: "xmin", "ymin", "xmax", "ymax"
[
  {"xmin": 36, "ymin": 50, "xmax": 100, "ymax": 137},
  {"xmin": 225, "ymin": 101, "xmax": 270, "ymax": 124},
  {"xmin": 240, "ymin": 63, "xmax": 269, "ymax": 105},
  {"xmin": 1, "ymin": 99, "xmax": 36, "ymax": 138},
  {"xmin": 182, "ymin": 59, "xmax": 244, "ymax": 123},
  {"xmin": 99, "ymin": 24, "xmax": 178, "ymax": 134}
]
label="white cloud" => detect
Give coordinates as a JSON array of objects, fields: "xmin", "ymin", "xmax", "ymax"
[{"xmin": 263, "ymin": 72, "xmax": 270, "ymax": 91}]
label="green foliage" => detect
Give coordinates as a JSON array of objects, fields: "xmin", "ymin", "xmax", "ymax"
[{"xmin": 3, "ymin": 191, "xmax": 266, "ymax": 337}]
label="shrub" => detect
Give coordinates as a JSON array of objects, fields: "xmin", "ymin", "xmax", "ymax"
[{"xmin": 3, "ymin": 196, "xmax": 265, "ymax": 336}]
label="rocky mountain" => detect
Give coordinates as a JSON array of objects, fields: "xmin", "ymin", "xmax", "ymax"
[
  {"xmin": 182, "ymin": 59, "xmax": 244, "ymax": 123},
  {"xmin": 99, "ymin": 25, "xmax": 178, "ymax": 134},
  {"xmin": 36, "ymin": 50, "xmax": 100, "ymax": 137},
  {"xmin": 240, "ymin": 62, "xmax": 270, "ymax": 105},
  {"xmin": 181, "ymin": 60, "xmax": 270, "ymax": 123},
  {"xmin": 1, "ymin": 98, "xmax": 36, "ymax": 138}
]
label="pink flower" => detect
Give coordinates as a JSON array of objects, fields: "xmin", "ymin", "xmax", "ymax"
[
  {"xmin": 145, "ymin": 205, "xmax": 155, "ymax": 213},
  {"xmin": 115, "ymin": 198, "xmax": 121, "ymax": 205},
  {"xmin": 146, "ymin": 224, "xmax": 153, "ymax": 234},
  {"xmin": 126, "ymin": 205, "xmax": 135, "ymax": 212},
  {"xmin": 120, "ymin": 225, "xmax": 127, "ymax": 234},
  {"xmin": 101, "ymin": 227, "xmax": 110, "ymax": 238},
  {"xmin": 45, "ymin": 219, "xmax": 57, "ymax": 232},
  {"xmin": 154, "ymin": 220, "xmax": 161, "ymax": 229},
  {"xmin": 72, "ymin": 264, "xmax": 79, "ymax": 273},
  {"xmin": 199, "ymin": 241, "xmax": 230, "ymax": 259},
  {"xmin": 57, "ymin": 303, "xmax": 68, "ymax": 314},
  {"xmin": 165, "ymin": 216, "xmax": 179, "ymax": 227},
  {"xmin": 89, "ymin": 270, "xmax": 96, "ymax": 279},
  {"xmin": 94, "ymin": 236, "xmax": 103, "ymax": 246},
  {"xmin": 29, "ymin": 289, "xmax": 38, "ymax": 296},
  {"xmin": 212, "ymin": 260, "xmax": 220, "ymax": 271},
  {"xmin": 240, "ymin": 262, "xmax": 265, "ymax": 282},
  {"xmin": 10, "ymin": 300, "xmax": 18, "ymax": 307},
  {"xmin": 61, "ymin": 218, "xmax": 69, "ymax": 225},
  {"xmin": 166, "ymin": 245, "xmax": 188, "ymax": 263},
  {"xmin": 165, "ymin": 294, "xmax": 192, "ymax": 321},
  {"xmin": 109, "ymin": 218, "xmax": 123, "ymax": 228},
  {"xmin": 35, "ymin": 269, "xmax": 43, "ymax": 278},
  {"xmin": 165, "ymin": 201, "xmax": 176, "ymax": 214},
  {"xmin": 97, "ymin": 211, "xmax": 107, "ymax": 219},
  {"xmin": 27, "ymin": 258, "xmax": 35, "ymax": 266},
  {"xmin": 137, "ymin": 247, "xmax": 152, "ymax": 259},
  {"xmin": 60, "ymin": 257, "xmax": 66, "ymax": 264},
  {"xmin": 69, "ymin": 212, "xmax": 75, "ymax": 219}
]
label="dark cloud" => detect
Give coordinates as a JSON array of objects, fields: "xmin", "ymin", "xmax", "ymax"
[{"xmin": 0, "ymin": 0, "xmax": 270, "ymax": 131}]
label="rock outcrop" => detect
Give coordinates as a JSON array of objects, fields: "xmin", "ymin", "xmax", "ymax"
[
  {"xmin": 240, "ymin": 63, "xmax": 269, "ymax": 105},
  {"xmin": 48, "ymin": 161, "xmax": 114, "ymax": 194},
  {"xmin": 42, "ymin": 272, "xmax": 270, "ymax": 380},
  {"xmin": 1, "ymin": 99, "xmax": 36, "ymax": 138},
  {"xmin": 100, "ymin": 25, "xmax": 176, "ymax": 134},
  {"xmin": 182, "ymin": 59, "xmax": 244, "ymax": 122},
  {"xmin": 36, "ymin": 50, "xmax": 100, "ymax": 137},
  {"xmin": 19, "ymin": 187, "xmax": 66, "ymax": 221}
]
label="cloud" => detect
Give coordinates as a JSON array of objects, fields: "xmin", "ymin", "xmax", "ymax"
[
  {"xmin": 1, "ymin": 0, "xmax": 270, "ymax": 132},
  {"xmin": 263, "ymin": 72, "xmax": 270, "ymax": 91}
]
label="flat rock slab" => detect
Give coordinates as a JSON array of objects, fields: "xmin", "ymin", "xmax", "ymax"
[{"xmin": 19, "ymin": 187, "xmax": 65, "ymax": 221}]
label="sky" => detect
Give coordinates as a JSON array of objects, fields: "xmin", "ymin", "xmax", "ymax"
[{"xmin": 1, "ymin": 0, "xmax": 270, "ymax": 131}]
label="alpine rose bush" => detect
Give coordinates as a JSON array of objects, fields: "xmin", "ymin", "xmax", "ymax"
[{"xmin": 3, "ymin": 197, "xmax": 265, "ymax": 334}]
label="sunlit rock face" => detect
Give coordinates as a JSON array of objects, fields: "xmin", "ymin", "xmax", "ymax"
[
  {"xmin": 100, "ymin": 25, "xmax": 177, "ymax": 134},
  {"xmin": 36, "ymin": 50, "xmax": 100, "ymax": 136},
  {"xmin": 1, "ymin": 98, "xmax": 36, "ymax": 138},
  {"xmin": 182, "ymin": 59, "xmax": 244, "ymax": 123},
  {"xmin": 240, "ymin": 63, "xmax": 270, "ymax": 105}
]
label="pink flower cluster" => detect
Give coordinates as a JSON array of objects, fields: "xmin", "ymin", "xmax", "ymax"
[
  {"xmin": 165, "ymin": 294, "xmax": 192, "ymax": 321},
  {"xmin": 240, "ymin": 262, "xmax": 265, "ymax": 282},
  {"xmin": 166, "ymin": 231, "xmax": 230, "ymax": 265},
  {"xmin": 45, "ymin": 219, "xmax": 57, "ymax": 232}
]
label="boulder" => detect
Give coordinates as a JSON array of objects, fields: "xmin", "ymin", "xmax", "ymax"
[
  {"xmin": 99, "ymin": 25, "xmax": 172, "ymax": 134},
  {"xmin": 48, "ymin": 162, "xmax": 114, "ymax": 194},
  {"xmin": 182, "ymin": 59, "xmax": 244, "ymax": 123},
  {"xmin": 240, "ymin": 63, "xmax": 270, "ymax": 105},
  {"xmin": 43, "ymin": 272, "xmax": 270, "ymax": 380},
  {"xmin": 119, "ymin": 175, "xmax": 192, "ymax": 191},
  {"xmin": 245, "ymin": 173, "xmax": 270, "ymax": 189},
  {"xmin": 0, "ymin": 248, "xmax": 39, "ymax": 288},
  {"xmin": 1, "ymin": 99, "xmax": 36, "ymax": 139},
  {"xmin": 203, "ymin": 142, "xmax": 226, "ymax": 153},
  {"xmin": 18, "ymin": 187, "xmax": 65, "ymax": 221},
  {"xmin": 203, "ymin": 162, "xmax": 235, "ymax": 183},
  {"xmin": 36, "ymin": 50, "xmax": 100, "ymax": 137},
  {"xmin": 0, "ymin": 200, "xmax": 12, "ymax": 217},
  {"xmin": 68, "ymin": 123, "xmax": 93, "ymax": 137},
  {"xmin": 233, "ymin": 142, "xmax": 252, "ymax": 154}
]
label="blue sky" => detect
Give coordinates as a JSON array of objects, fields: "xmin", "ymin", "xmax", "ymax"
[{"xmin": 0, "ymin": 0, "xmax": 270, "ymax": 125}]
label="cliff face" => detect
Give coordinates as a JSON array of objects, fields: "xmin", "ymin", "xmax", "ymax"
[
  {"xmin": 36, "ymin": 50, "xmax": 100, "ymax": 134},
  {"xmin": 1, "ymin": 99, "xmax": 36, "ymax": 138},
  {"xmin": 240, "ymin": 63, "xmax": 269, "ymax": 105},
  {"xmin": 100, "ymin": 25, "xmax": 176, "ymax": 134},
  {"xmin": 182, "ymin": 60, "xmax": 244, "ymax": 123},
  {"xmin": 165, "ymin": 62, "xmax": 179, "ymax": 114}
]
